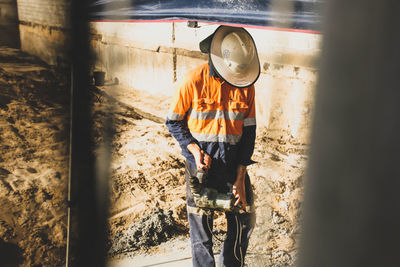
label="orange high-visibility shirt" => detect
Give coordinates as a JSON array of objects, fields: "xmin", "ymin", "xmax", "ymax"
[{"xmin": 166, "ymin": 63, "xmax": 256, "ymax": 171}]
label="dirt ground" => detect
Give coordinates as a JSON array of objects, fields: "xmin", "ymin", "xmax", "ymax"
[
  {"xmin": 97, "ymin": 80, "xmax": 308, "ymax": 266},
  {"xmin": 0, "ymin": 46, "xmax": 70, "ymax": 266},
  {"xmin": 0, "ymin": 46, "xmax": 309, "ymax": 266}
]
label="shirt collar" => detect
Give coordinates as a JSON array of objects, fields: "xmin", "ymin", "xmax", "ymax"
[
  {"xmin": 208, "ymin": 61, "xmax": 218, "ymax": 78},
  {"xmin": 208, "ymin": 61, "xmax": 225, "ymax": 85}
]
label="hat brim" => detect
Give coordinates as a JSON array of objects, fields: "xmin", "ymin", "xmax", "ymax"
[
  {"xmin": 210, "ymin": 26, "xmax": 260, "ymax": 88},
  {"xmin": 199, "ymin": 34, "xmax": 213, "ymax": 54}
]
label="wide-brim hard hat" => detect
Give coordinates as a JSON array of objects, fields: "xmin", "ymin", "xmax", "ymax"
[{"xmin": 209, "ymin": 26, "xmax": 260, "ymax": 88}]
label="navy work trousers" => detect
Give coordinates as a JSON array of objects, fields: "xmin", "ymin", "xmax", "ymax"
[{"xmin": 185, "ymin": 161, "xmax": 256, "ymax": 267}]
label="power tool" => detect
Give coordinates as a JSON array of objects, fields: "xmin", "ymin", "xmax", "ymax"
[{"xmin": 189, "ymin": 168, "xmax": 249, "ymax": 212}]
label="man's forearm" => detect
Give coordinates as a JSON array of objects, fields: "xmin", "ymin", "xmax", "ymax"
[
  {"xmin": 187, "ymin": 142, "xmax": 201, "ymax": 156},
  {"xmin": 187, "ymin": 142, "xmax": 211, "ymax": 170},
  {"xmin": 236, "ymin": 164, "xmax": 247, "ymax": 182},
  {"xmin": 233, "ymin": 164, "xmax": 247, "ymax": 209}
]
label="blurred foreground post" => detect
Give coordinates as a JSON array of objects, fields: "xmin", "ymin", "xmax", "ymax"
[
  {"xmin": 300, "ymin": 0, "xmax": 400, "ymax": 266},
  {"xmin": 68, "ymin": 0, "xmax": 108, "ymax": 266},
  {"xmin": 0, "ymin": 0, "xmax": 20, "ymax": 48}
]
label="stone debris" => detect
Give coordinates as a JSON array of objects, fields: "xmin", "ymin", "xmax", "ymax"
[{"xmin": 108, "ymin": 208, "xmax": 180, "ymax": 256}]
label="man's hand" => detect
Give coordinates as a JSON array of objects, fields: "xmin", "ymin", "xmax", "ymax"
[
  {"xmin": 187, "ymin": 142, "xmax": 211, "ymax": 170},
  {"xmin": 233, "ymin": 165, "xmax": 247, "ymax": 210}
]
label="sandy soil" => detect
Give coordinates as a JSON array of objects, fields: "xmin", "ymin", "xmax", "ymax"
[
  {"xmin": 0, "ymin": 46, "xmax": 309, "ymax": 267},
  {"xmin": 91, "ymin": 84, "xmax": 190, "ymax": 253},
  {"xmin": 0, "ymin": 47, "xmax": 69, "ymax": 266},
  {"xmin": 96, "ymin": 82, "xmax": 308, "ymax": 266}
]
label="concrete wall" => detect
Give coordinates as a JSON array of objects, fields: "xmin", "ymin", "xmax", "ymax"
[
  {"xmin": 0, "ymin": 0, "xmax": 20, "ymax": 47},
  {"xmin": 90, "ymin": 22, "xmax": 320, "ymax": 144},
  {"xmin": 16, "ymin": 0, "xmax": 70, "ymax": 65}
]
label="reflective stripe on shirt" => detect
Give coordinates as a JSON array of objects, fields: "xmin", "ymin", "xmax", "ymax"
[
  {"xmin": 167, "ymin": 111, "xmax": 185, "ymax": 121},
  {"xmin": 188, "ymin": 109, "xmax": 246, "ymax": 121},
  {"xmin": 191, "ymin": 132, "xmax": 242, "ymax": 145},
  {"xmin": 244, "ymin": 117, "xmax": 256, "ymax": 127}
]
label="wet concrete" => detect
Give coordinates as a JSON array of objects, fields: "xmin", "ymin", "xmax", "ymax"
[{"xmin": 108, "ymin": 208, "xmax": 182, "ymax": 256}]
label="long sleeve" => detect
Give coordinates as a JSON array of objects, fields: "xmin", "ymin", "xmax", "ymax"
[
  {"xmin": 165, "ymin": 78, "xmax": 197, "ymax": 155},
  {"xmin": 237, "ymin": 85, "xmax": 257, "ymax": 166}
]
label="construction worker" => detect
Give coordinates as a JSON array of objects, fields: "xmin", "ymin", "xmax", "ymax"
[{"xmin": 166, "ymin": 25, "xmax": 260, "ymax": 267}]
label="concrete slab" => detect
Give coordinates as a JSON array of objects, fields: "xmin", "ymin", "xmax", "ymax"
[
  {"xmin": 107, "ymin": 237, "xmax": 194, "ymax": 267},
  {"xmin": 106, "ymin": 236, "xmax": 269, "ymax": 267},
  {"xmin": 108, "ymin": 254, "xmax": 193, "ymax": 267}
]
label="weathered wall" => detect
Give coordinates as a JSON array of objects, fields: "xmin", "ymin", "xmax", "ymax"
[
  {"xmin": 16, "ymin": 0, "xmax": 70, "ymax": 65},
  {"xmin": 90, "ymin": 22, "xmax": 320, "ymax": 144},
  {"xmin": 0, "ymin": 0, "xmax": 20, "ymax": 48}
]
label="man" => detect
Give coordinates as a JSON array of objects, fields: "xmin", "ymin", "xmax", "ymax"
[{"xmin": 166, "ymin": 25, "xmax": 260, "ymax": 267}]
